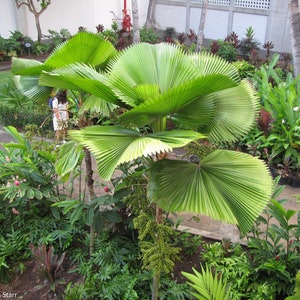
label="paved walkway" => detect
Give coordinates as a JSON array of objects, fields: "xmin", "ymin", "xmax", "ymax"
[
  {"xmin": 0, "ymin": 124, "xmax": 299, "ymax": 243},
  {"xmin": 177, "ymin": 183, "xmax": 299, "ymax": 243}
]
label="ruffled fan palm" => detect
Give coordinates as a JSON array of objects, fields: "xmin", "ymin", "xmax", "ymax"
[{"xmin": 12, "ymin": 32, "xmax": 273, "ymax": 235}]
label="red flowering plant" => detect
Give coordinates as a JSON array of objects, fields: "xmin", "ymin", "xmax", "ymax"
[
  {"xmin": 250, "ymin": 55, "xmax": 300, "ymax": 179},
  {"xmin": 0, "ymin": 127, "xmax": 58, "ymax": 222}
]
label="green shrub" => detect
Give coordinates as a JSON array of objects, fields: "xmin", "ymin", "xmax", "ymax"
[
  {"xmin": 0, "ymin": 105, "xmax": 52, "ymax": 134},
  {"xmin": 232, "ymin": 60, "xmax": 256, "ymax": 79},
  {"xmin": 216, "ymin": 40, "xmax": 238, "ymax": 62},
  {"xmin": 239, "ymin": 26, "xmax": 260, "ymax": 60},
  {"xmin": 140, "ymin": 26, "xmax": 160, "ymax": 44}
]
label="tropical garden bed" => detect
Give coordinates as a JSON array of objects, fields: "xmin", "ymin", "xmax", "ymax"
[{"xmin": 0, "ymin": 25, "xmax": 300, "ymax": 300}]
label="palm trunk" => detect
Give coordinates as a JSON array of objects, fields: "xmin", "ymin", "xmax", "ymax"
[
  {"xmin": 152, "ymin": 274, "xmax": 160, "ymax": 300},
  {"xmin": 196, "ymin": 0, "xmax": 209, "ymax": 52},
  {"xmin": 131, "ymin": 0, "xmax": 140, "ymax": 44},
  {"xmin": 83, "ymin": 147, "xmax": 96, "ymax": 256},
  {"xmin": 288, "ymin": 0, "xmax": 300, "ymax": 77},
  {"xmin": 145, "ymin": 0, "xmax": 155, "ymax": 28},
  {"xmin": 151, "ymin": 204, "xmax": 163, "ymax": 300}
]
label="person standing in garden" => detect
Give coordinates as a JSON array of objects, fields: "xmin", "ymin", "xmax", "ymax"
[{"xmin": 52, "ymin": 89, "xmax": 69, "ymax": 145}]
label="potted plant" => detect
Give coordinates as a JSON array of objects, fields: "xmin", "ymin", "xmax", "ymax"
[{"xmin": 290, "ymin": 166, "xmax": 300, "ymax": 187}]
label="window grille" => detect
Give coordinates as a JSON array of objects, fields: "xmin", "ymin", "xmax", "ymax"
[
  {"xmin": 234, "ymin": 0, "xmax": 270, "ymax": 10},
  {"xmin": 191, "ymin": 0, "xmax": 230, "ymax": 5},
  {"xmin": 190, "ymin": 0, "xmax": 270, "ymax": 10}
]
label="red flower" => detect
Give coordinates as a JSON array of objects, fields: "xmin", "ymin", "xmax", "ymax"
[
  {"xmin": 103, "ymin": 186, "xmax": 109, "ymax": 193},
  {"xmin": 14, "ymin": 180, "xmax": 20, "ymax": 186}
]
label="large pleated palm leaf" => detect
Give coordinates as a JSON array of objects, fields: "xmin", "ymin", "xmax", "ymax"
[
  {"xmin": 12, "ymin": 37, "xmax": 272, "ymax": 234},
  {"xmin": 11, "ymin": 31, "xmax": 117, "ymax": 102}
]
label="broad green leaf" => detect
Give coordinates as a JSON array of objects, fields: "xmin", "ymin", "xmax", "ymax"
[
  {"xmin": 118, "ymin": 74, "xmax": 237, "ymax": 127},
  {"xmin": 102, "ymin": 210, "xmax": 122, "ymax": 223},
  {"xmin": 85, "ymin": 206, "xmax": 94, "ymax": 226},
  {"xmin": 11, "ymin": 32, "xmax": 116, "ymax": 102},
  {"xmin": 182, "ymin": 266, "xmax": 231, "ymax": 300},
  {"xmin": 51, "ymin": 199, "xmax": 81, "ymax": 214},
  {"xmin": 148, "ymin": 149, "xmax": 273, "ymax": 234},
  {"xmin": 203, "ymin": 80, "xmax": 259, "ymax": 142},
  {"xmin": 44, "ymin": 31, "xmax": 116, "ymax": 69},
  {"xmin": 189, "ymin": 52, "xmax": 240, "ymax": 82},
  {"xmin": 69, "ymin": 125, "xmax": 205, "ymax": 180},
  {"xmin": 94, "ymin": 211, "xmax": 104, "ymax": 232},
  {"xmin": 107, "ymin": 43, "xmax": 240, "ymax": 110},
  {"xmin": 11, "ymin": 58, "xmax": 50, "ymax": 75},
  {"xmin": 27, "ymin": 189, "xmax": 35, "ymax": 199},
  {"xmin": 70, "ymin": 205, "xmax": 84, "ymax": 225},
  {"xmin": 54, "ymin": 141, "xmax": 83, "ymax": 179},
  {"xmin": 3, "ymin": 126, "xmax": 30, "ymax": 147},
  {"xmin": 107, "ymin": 43, "xmax": 195, "ymax": 106},
  {"xmin": 38, "ymin": 63, "xmax": 121, "ymax": 105},
  {"xmin": 14, "ymin": 74, "xmax": 52, "ymax": 102},
  {"xmin": 79, "ymin": 94, "xmax": 117, "ymax": 116},
  {"xmin": 35, "ymin": 190, "xmax": 43, "ymax": 200},
  {"xmin": 50, "ymin": 206, "xmax": 60, "ymax": 220}
]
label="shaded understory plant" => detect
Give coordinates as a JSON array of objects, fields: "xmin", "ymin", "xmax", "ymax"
[
  {"xmin": 0, "ymin": 127, "xmax": 85, "ymax": 282},
  {"xmin": 30, "ymin": 243, "xmax": 66, "ymax": 297},
  {"xmin": 64, "ymin": 232, "xmax": 190, "ymax": 300},
  {"xmin": 181, "ymin": 179, "xmax": 299, "ymax": 299},
  {"xmin": 182, "ymin": 265, "xmax": 231, "ymax": 300},
  {"xmin": 246, "ymin": 179, "xmax": 300, "ymax": 298}
]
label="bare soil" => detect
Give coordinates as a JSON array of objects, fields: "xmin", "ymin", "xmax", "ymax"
[
  {"xmin": 0, "ymin": 242, "xmax": 209, "ymax": 299},
  {"xmin": 0, "ymin": 259, "xmax": 81, "ymax": 300}
]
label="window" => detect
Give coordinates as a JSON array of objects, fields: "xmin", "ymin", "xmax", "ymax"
[{"xmin": 234, "ymin": 0, "xmax": 270, "ymax": 10}]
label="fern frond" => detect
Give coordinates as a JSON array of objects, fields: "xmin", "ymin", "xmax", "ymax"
[{"xmin": 182, "ymin": 265, "xmax": 231, "ymax": 300}]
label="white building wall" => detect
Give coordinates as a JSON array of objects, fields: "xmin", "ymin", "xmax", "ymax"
[
  {"xmin": 155, "ymin": 4, "xmax": 186, "ymax": 32},
  {"xmin": 232, "ymin": 13, "xmax": 267, "ymax": 45},
  {"xmin": 0, "ymin": 0, "xmax": 292, "ymax": 53},
  {"xmin": 190, "ymin": 8, "xmax": 229, "ymax": 40},
  {"xmin": 1, "ymin": 0, "xmax": 18, "ymax": 38},
  {"xmin": 266, "ymin": 0, "xmax": 290, "ymax": 53},
  {"xmin": 1, "ymin": 0, "xmax": 149, "ymax": 40}
]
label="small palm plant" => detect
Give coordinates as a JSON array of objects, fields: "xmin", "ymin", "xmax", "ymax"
[{"xmin": 182, "ymin": 265, "xmax": 232, "ymax": 300}]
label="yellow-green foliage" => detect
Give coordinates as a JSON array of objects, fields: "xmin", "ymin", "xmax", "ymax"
[
  {"xmin": 182, "ymin": 265, "xmax": 231, "ymax": 300},
  {"xmin": 133, "ymin": 213, "xmax": 180, "ymax": 277}
]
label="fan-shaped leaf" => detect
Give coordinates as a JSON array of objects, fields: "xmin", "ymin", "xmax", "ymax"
[
  {"xmin": 69, "ymin": 126, "xmax": 205, "ymax": 180},
  {"xmin": 39, "ymin": 63, "xmax": 120, "ymax": 105},
  {"xmin": 54, "ymin": 141, "xmax": 83, "ymax": 179},
  {"xmin": 148, "ymin": 150, "xmax": 273, "ymax": 234},
  {"xmin": 44, "ymin": 31, "xmax": 116, "ymax": 68},
  {"xmin": 118, "ymin": 74, "xmax": 237, "ymax": 127}
]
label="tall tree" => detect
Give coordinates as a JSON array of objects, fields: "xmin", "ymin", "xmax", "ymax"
[
  {"xmin": 288, "ymin": 0, "xmax": 300, "ymax": 77},
  {"xmin": 145, "ymin": 0, "xmax": 155, "ymax": 28},
  {"xmin": 131, "ymin": 0, "xmax": 140, "ymax": 43},
  {"xmin": 196, "ymin": 0, "xmax": 209, "ymax": 52},
  {"xmin": 14, "ymin": 0, "xmax": 51, "ymax": 43}
]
